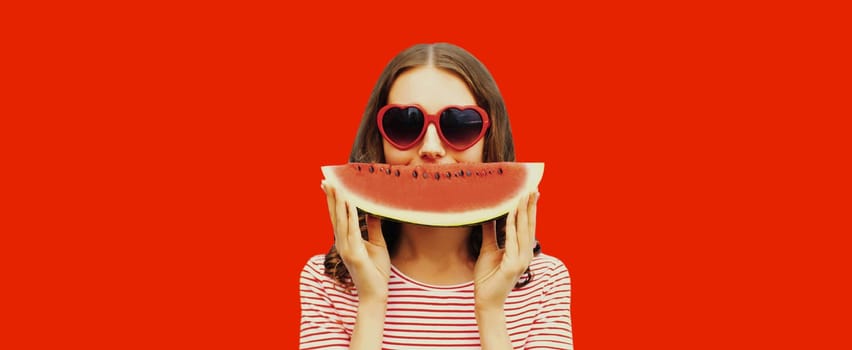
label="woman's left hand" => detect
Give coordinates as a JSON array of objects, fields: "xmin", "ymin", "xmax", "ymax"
[{"xmin": 473, "ymin": 191, "xmax": 539, "ymax": 309}]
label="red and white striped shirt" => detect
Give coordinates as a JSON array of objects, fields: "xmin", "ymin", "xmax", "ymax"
[{"xmin": 300, "ymin": 254, "xmax": 573, "ymax": 349}]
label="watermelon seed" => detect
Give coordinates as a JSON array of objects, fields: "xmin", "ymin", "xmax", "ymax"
[
  {"xmin": 412, "ymin": 170, "xmax": 418, "ymax": 178},
  {"xmin": 466, "ymin": 170, "xmax": 472, "ymax": 176},
  {"xmin": 385, "ymin": 168, "xmax": 391, "ymax": 175},
  {"xmin": 394, "ymin": 169, "xmax": 401, "ymax": 176},
  {"xmin": 434, "ymin": 173, "xmax": 440, "ymax": 180},
  {"xmin": 356, "ymin": 165, "xmax": 361, "ymax": 172},
  {"xmin": 445, "ymin": 171, "xmax": 451, "ymax": 179},
  {"xmin": 368, "ymin": 165, "xmax": 375, "ymax": 173},
  {"xmin": 497, "ymin": 168, "xmax": 503, "ymax": 174},
  {"xmin": 488, "ymin": 169, "xmax": 493, "ymax": 175}
]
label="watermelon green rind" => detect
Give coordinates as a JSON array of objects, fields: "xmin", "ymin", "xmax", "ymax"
[{"xmin": 320, "ymin": 162, "xmax": 544, "ymax": 227}]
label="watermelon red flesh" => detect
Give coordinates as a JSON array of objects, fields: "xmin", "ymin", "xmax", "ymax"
[{"xmin": 320, "ymin": 162, "xmax": 544, "ymax": 227}]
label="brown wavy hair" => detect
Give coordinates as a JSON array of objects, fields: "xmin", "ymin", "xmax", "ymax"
[{"xmin": 325, "ymin": 43, "xmax": 541, "ymax": 290}]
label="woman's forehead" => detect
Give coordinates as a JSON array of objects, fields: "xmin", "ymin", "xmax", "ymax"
[{"xmin": 388, "ymin": 66, "xmax": 476, "ymax": 113}]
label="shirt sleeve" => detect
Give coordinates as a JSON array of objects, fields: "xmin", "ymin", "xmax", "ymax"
[
  {"xmin": 526, "ymin": 257, "xmax": 574, "ymax": 349},
  {"xmin": 299, "ymin": 256, "xmax": 351, "ymax": 350}
]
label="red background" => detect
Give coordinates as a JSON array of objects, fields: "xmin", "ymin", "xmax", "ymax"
[{"xmin": 3, "ymin": 1, "xmax": 849, "ymax": 349}]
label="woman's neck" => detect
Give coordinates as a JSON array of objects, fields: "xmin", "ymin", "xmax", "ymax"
[{"xmin": 390, "ymin": 224, "xmax": 475, "ymax": 285}]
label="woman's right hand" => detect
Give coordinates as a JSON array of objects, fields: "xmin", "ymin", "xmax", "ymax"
[{"xmin": 322, "ymin": 181, "xmax": 391, "ymax": 302}]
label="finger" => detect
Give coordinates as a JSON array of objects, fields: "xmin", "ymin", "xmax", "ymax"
[
  {"xmin": 347, "ymin": 201, "xmax": 363, "ymax": 248},
  {"xmin": 322, "ymin": 181, "xmax": 336, "ymax": 228},
  {"xmin": 333, "ymin": 187, "xmax": 349, "ymax": 251},
  {"xmin": 505, "ymin": 207, "xmax": 519, "ymax": 257},
  {"xmin": 529, "ymin": 192, "xmax": 539, "ymax": 249},
  {"xmin": 516, "ymin": 193, "xmax": 530, "ymax": 256},
  {"xmin": 481, "ymin": 220, "xmax": 498, "ymax": 251},
  {"xmin": 365, "ymin": 214, "xmax": 386, "ymax": 246}
]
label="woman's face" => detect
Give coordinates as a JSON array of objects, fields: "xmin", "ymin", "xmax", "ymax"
[{"xmin": 383, "ymin": 66, "xmax": 485, "ymax": 166}]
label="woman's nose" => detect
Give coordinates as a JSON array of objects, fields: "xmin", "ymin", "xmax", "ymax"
[{"xmin": 418, "ymin": 124, "xmax": 446, "ymax": 159}]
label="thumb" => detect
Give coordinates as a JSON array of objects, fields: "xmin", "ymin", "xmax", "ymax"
[
  {"xmin": 481, "ymin": 220, "xmax": 498, "ymax": 251},
  {"xmin": 365, "ymin": 214, "xmax": 386, "ymax": 246}
]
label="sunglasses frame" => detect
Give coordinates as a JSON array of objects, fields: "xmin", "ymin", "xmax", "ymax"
[{"xmin": 377, "ymin": 104, "xmax": 491, "ymax": 151}]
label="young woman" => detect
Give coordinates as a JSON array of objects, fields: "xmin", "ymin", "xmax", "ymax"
[{"xmin": 300, "ymin": 43, "xmax": 572, "ymax": 350}]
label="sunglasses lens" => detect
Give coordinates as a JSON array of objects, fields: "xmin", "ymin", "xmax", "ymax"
[
  {"xmin": 382, "ymin": 107, "xmax": 425, "ymax": 147},
  {"xmin": 440, "ymin": 108, "xmax": 484, "ymax": 148}
]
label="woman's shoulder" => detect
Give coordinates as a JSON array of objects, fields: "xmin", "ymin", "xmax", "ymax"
[
  {"xmin": 529, "ymin": 253, "xmax": 571, "ymax": 279},
  {"xmin": 305, "ymin": 254, "xmax": 327, "ymax": 267},
  {"xmin": 300, "ymin": 254, "xmax": 330, "ymax": 281}
]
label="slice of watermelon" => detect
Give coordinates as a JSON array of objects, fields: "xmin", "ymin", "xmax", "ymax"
[{"xmin": 321, "ymin": 162, "xmax": 544, "ymax": 227}]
